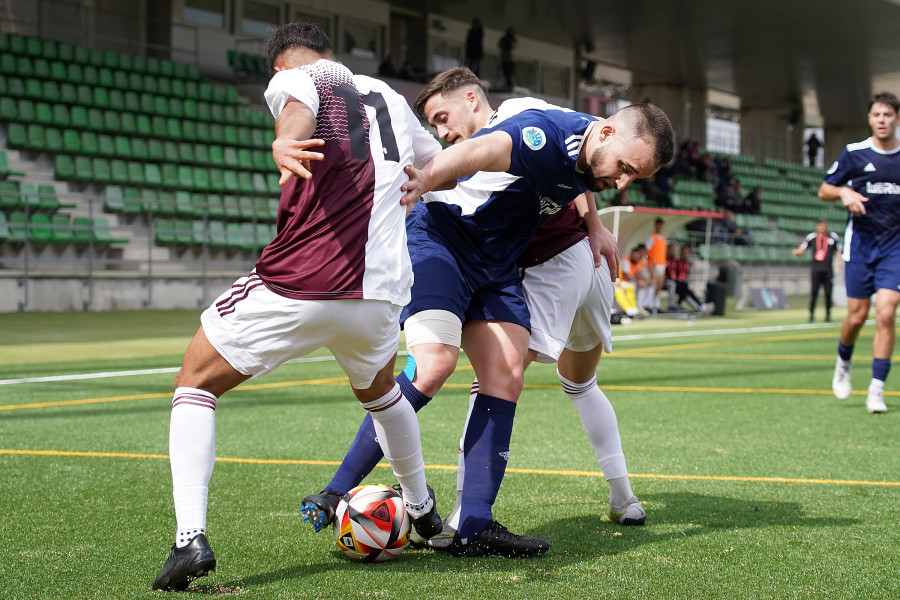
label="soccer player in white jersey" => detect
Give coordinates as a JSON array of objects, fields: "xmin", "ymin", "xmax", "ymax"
[
  {"xmin": 300, "ymin": 68, "xmax": 673, "ymax": 558},
  {"xmin": 820, "ymin": 92, "xmax": 900, "ymax": 414},
  {"xmin": 151, "ymin": 23, "xmax": 442, "ymax": 591}
]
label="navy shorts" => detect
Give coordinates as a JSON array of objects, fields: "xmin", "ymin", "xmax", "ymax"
[
  {"xmin": 400, "ymin": 224, "xmax": 531, "ymax": 331},
  {"xmin": 845, "ymin": 252, "xmax": 900, "ymax": 298}
]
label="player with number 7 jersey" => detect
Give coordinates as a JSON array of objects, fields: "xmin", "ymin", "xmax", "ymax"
[{"xmin": 260, "ymin": 60, "xmax": 441, "ymax": 304}]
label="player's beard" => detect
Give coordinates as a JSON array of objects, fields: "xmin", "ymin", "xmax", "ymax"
[{"xmin": 583, "ymin": 144, "xmax": 613, "ymax": 192}]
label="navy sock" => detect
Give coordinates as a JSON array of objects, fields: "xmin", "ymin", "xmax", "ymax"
[
  {"xmin": 457, "ymin": 393, "xmax": 516, "ymax": 543},
  {"xmin": 325, "ymin": 370, "xmax": 432, "ymax": 494},
  {"xmin": 872, "ymin": 358, "xmax": 891, "ymax": 382},
  {"xmin": 838, "ymin": 341, "xmax": 854, "ymax": 362}
]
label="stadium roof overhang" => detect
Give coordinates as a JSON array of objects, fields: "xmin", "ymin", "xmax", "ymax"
[{"xmin": 400, "ymin": 0, "xmax": 900, "ymax": 127}]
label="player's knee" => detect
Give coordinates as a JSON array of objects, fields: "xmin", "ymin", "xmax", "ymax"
[{"xmin": 409, "ymin": 351, "xmax": 457, "ymax": 395}]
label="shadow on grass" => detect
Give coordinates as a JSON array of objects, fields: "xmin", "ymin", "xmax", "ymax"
[
  {"xmin": 191, "ymin": 490, "xmax": 858, "ymax": 592},
  {"xmin": 529, "ymin": 490, "xmax": 857, "ymax": 557}
]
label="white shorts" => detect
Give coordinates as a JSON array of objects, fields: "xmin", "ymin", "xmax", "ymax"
[
  {"xmin": 201, "ymin": 272, "xmax": 402, "ymax": 389},
  {"xmin": 522, "ymin": 237, "xmax": 614, "ymax": 363}
]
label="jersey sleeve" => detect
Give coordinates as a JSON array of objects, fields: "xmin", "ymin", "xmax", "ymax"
[
  {"xmin": 405, "ymin": 106, "xmax": 442, "ymax": 168},
  {"xmin": 264, "ymin": 68, "xmax": 319, "ymax": 119},
  {"xmin": 798, "ymin": 232, "xmax": 814, "ymax": 250},
  {"xmin": 823, "ymin": 147, "xmax": 853, "ymax": 186},
  {"xmin": 483, "ymin": 111, "xmax": 568, "ymax": 178}
]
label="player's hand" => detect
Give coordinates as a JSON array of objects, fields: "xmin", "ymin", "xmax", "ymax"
[
  {"xmin": 588, "ymin": 221, "xmax": 619, "ymax": 281},
  {"xmin": 400, "ymin": 164, "xmax": 428, "ymax": 206},
  {"xmin": 272, "ymin": 138, "xmax": 325, "ymax": 186},
  {"xmin": 840, "ymin": 188, "xmax": 869, "ymax": 216}
]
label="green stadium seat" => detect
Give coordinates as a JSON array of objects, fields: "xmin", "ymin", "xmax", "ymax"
[
  {"xmin": 97, "ymin": 134, "xmax": 115, "ymax": 157},
  {"xmin": 87, "ymin": 107, "xmax": 105, "ymax": 131},
  {"xmin": 154, "ymin": 191, "xmax": 177, "ymax": 216},
  {"xmin": 92, "ymin": 157, "xmax": 112, "ymax": 183},
  {"xmin": 25, "ymin": 212, "xmax": 55, "ymax": 245},
  {"xmin": 33, "ymin": 58, "xmax": 52, "ymax": 79},
  {"xmin": 80, "ymin": 131, "xmax": 99, "ymax": 156},
  {"xmin": 182, "ymin": 120, "xmax": 198, "ymax": 142},
  {"xmin": 207, "ymin": 220, "xmax": 228, "ymax": 248},
  {"xmin": 54, "ymin": 155, "xmax": 75, "ymax": 180},
  {"xmin": 49, "ymin": 61, "xmax": 67, "ymax": 83},
  {"xmin": 145, "ymin": 163, "xmax": 162, "ymax": 187},
  {"xmin": 49, "ymin": 213, "xmax": 73, "ymax": 244},
  {"xmin": 6, "ymin": 123, "xmax": 28, "ymax": 149},
  {"xmin": 0, "ymin": 150, "xmax": 26, "ymax": 179},
  {"xmin": 147, "ymin": 139, "xmax": 166, "ymax": 162},
  {"xmin": 16, "ymin": 98, "xmax": 36, "ymax": 122},
  {"xmin": 51, "ymin": 104, "xmax": 69, "ymax": 127},
  {"xmin": 103, "ymin": 110, "xmax": 122, "ymax": 132},
  {"xmin": 190, "ymin": 193, "xmax": 210, "ymax": 217},
  {"xmin": 173, "ymin": 191, "xmax": 197, "ymax": 217},
  {"xmin": 0, "ymin": 181, "xmax": 22, "ymax": 212},
  {"xmin": 131, "ymin": 138, "xmax": 149, "ymax": 162},
  {"xmin": 98, "ymin": 67, "xmax": 114, "ymax": 89},
  {"xmin": 223, "ymin": 170, "xmax": 240, "ymax": 194},
  {"xmin": 19, "ymin": 183, "xmax": 41, "ymax": 212},
  {"xmin": 193, "ymin": 167, "xmax": 210, "ymax": 191},
  {"xmin": 37, "ymin": 184, "xmax": 75, "ymax": 212},
  {"xmin": 114, "ymin": 136, "xmax": 132, "ymax": 159},
  {"xmin": 0, "ymin": 97, "xmax": 17, "ymax": 120},
  {"xmin": 238, "ymin": 172, "xmax": 255, "ymax": 195},
  {"xmin": 109, "ymin": 159, "xmax": 129, "ymax": 185},
  {"xmin": 20, "ymin": 76, "xmax": 42, "ymax": 99},
  {"xmin": 159, "ymin": 163, "xmax": 178, "ymax": 188},
  {"xmin": 221, "ymin": 194, "xmax": 241, "ymax": 220},
  {"xmin": 91, "ymin": 217, "xmax": 128, "ymax": 246},
  {"xmin": 34, "ymin": 102, "xmax": 54, "ymax": 125},
  {"xmin": 127, "ymin": 161, "xmax": 145, "ymax": 186},
  {"xmin": 208, "ymin": 168, "xmax": 225, "ymax": 192},
  {"xmin": 208, "ymin": 145, "xmax": 224, "ymax": 167}
]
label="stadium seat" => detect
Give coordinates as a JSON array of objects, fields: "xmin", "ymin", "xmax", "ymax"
[
  {"xmin": 37, "ymin": 184, "xmax": 74, "ymax": 212},
  {"xmin": 0, "ymin": 180, "xmax": 22, "ymax": 211}
]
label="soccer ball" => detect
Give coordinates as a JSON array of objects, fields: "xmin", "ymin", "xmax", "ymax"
[{"xmin": 333, "ymin": 484, "xmax": 410, "ymax": 562}]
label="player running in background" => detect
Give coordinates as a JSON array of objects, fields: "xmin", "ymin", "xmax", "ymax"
[
  {"xmin": 151, "ymin": 22, "xmax": 442, "ymax": 591},
  {"xmin": 820, "ymin": 91, "xmax": 900, "ymax": 414},
  {"xmin": 300, "ymin": 67, "xmax": 673, "ymax": 558}
]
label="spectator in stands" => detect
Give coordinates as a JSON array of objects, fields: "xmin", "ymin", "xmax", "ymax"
[
  {"xmin": 498, "ymin": 27, "xmax": 517, "ymax": 89},
  {"xmin": 696, "ymin": 152, "xmax": 718, "ymax": 183},
  {"xmin": 399, "ymin": 61, "xmax": 415, "ymax": 80},
  {"xmin": 713, "ymin": 209, "xmax": 751, "ymax": 245},
  {"xmin": 465, "ymin": 18, "xmax": 484, "ymax": 77},
  {"xmin": 792, "ymin": 218, "xmax": 841, "ymax": 322},
  {"xmin": 666, "ymin": 244, "xmax": 714, "ymax": 313},
  {"xmin": 675, "ymin": 142, "xmax": 698, "ymax": 179},
  {"xmin": 739, "ymin": 186, "xmax": 762, "ymax": 215},
  {"xmin": 716, "ymin": 177, "xmax": 742, "ymax": 212},
  {"xmin": 806, "ymin": 132, "xmax": 822, "ymax": 167},
  {"xmin": 647, "ymin": 163, "xmax": 674, "ymax": 207},
  {"xmin": 621, "ymin": 246, "xmax": 654, "ymax": 314},
  {"xmin": 715, "ymin": 155, "xmax": 734, "ymax": 188},
  {"xmin": 378, "ymin": 54, "xmax": 398, "ymax": 78}
]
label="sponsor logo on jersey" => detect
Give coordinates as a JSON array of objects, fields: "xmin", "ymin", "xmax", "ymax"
[
  {"xmin": 557, "ymin": 183, "xmax": 573, "ymax": 189},
  {"xmin": 522, "ymin": 127, "xmax": 546, "ymax": 150},
  {"xmin": 498, "ymin": 451, "xmax": 511, "ymax": 462},
  {"xmin": 539, "ymin": 197, "xmax": 562, "ymax": 215},
  {"xmin": 866, "ymin": 181, "xmax": 900, "ymax": 194},
  {"xmin": 864, "ymin": 162, "xmax": 877, "ymax": 172},
  {"xmin": 826, "ymin": 161, "xmax": 838, "ymax": 175}
]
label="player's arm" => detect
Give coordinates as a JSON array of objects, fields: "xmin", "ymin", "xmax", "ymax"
[
  {"xmin": 272, "ymin": 98, "xmax": 325, "ymax": 186},
  {"xmin": 400, "ymin": 131, "xmax": 513, "ymax": 206},
  {"xmin": 792, "ymin": 236, "xmax": 809, "ymax": 256},
  {"xmin": 575, "ymin": 192, "xmax": 618, "ymax": 280},
  {"xmin": 818, "ymin": 181, "xmax": 868, "ymax": 215}
]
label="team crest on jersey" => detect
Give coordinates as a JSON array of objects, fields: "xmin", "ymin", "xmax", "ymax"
[
  {"xmin": 522, "ymin": 127, "xmax": 546, "ymax": 150},
  {"xmin": 826, "ymin": 161, "xmax": 838, "ymax": 175}
]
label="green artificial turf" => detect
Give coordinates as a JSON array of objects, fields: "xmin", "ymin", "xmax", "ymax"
[{"xmin": 1, "ymin": 302, "xmax": 898, "ymax": 599}]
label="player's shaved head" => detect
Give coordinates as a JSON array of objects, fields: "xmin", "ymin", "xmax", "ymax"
[
  {"xmin": 266, "ymin": 22, "xmax": 334, "ymax": 77},
  {"xmin": 414, "ymin": 67, "xmax": 486, "ymax": 118},
  {"xmin": 608, "ymin": 104, "xmax": 675, "ymax": 168}
]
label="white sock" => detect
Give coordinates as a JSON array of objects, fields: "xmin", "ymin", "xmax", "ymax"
[
  {"xmin": 559, "ymin": 370, "xmax": 636, "ymax": 507},
  {"xmin": 838, "ymin": 357, "xmax": 852, "ymax": 370},
  {"xmin": 446, "ymin": 380, "xmax": 478, "ymax": 532},
  {"xmin": 170, "ymin": 387, "xmax": 217, "ymax": 548},
  {"xmin": 869, "ymin": 378, "xmax": 884, "ymax": 392},
  {"xmin": 362, "ymin": 383, "xmax": 430, "ymax": 513},
  {"xmin": 608, "ymin": 477, "xmax": 637, "ymax": 510}
]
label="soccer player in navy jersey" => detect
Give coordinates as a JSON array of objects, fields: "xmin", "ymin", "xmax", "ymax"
[
  {"xmin": 151, "ymin": 23, "xmax": 442, "ymax": 591},
  {"xmin": 300, "ymin": 67, "xmax": 673, "ymax": 558},
  {"xmin": 820, "ymin": 91, "xmax": 900, "ymax": 414}
]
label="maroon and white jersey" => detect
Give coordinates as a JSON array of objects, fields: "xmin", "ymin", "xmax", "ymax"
[
  {"xmin": 517, "ymin": 203, "xmax": 588, "ymax": 268},
  {"xmin": 260, "ymin": 60, "xmax": 441, "ymax": 305}
]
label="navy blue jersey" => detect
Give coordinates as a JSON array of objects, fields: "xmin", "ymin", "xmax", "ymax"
[
  {"xmin": 824, "ymin": 139, "xmax": 900, "ymax": 260},
  {"xmin": 413, "ymin": 104, "xmax": 595, "ymax": 282}
]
